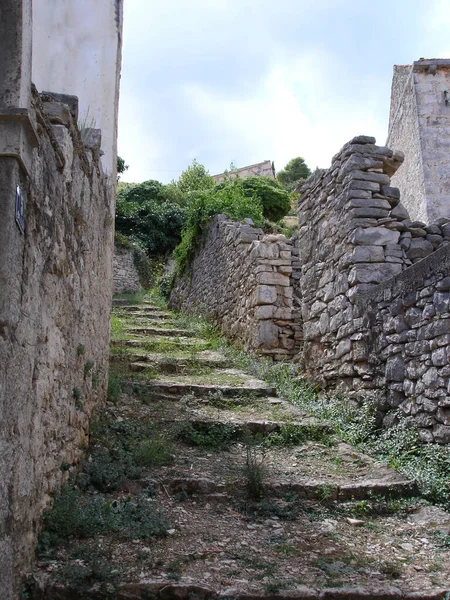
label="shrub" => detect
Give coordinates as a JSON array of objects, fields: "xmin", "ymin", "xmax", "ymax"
[
  {"xmin": 115, "ymin": 180, "xmax": 188, "ymax": 257},
  {"xmin": 240, "ymin": 176, "xmax": 291, "ymax": 222},
  {"xmin": 173, "ymin": 181, "xmax": 263, "ymax": 273}
]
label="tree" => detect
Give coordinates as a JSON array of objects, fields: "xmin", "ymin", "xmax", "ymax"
[
  {"xmin": 277, "ymin": 157, "xmax": 311, "ymax": 191},
  {"xmin": 115, "ymin": 179, "xmax": 187, "ymax": 256},
  {"xmin": 176, "ymin": 159, "xmax": 215, "ymax": 194},
  {"xmin": 240, "ymin": 176, "xmax": 291, "ymax": 222},
  {"xmin": 117, "ymin": 156, "xmax": 129, "ymax": 180}
]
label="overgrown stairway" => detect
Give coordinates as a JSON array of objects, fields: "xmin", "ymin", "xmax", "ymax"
[{"xmin": 29, "ymin": 297, "xmax": 450, "ymax": 599}]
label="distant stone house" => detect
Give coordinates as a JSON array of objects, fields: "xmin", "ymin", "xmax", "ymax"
[{"xmin": 213, "ymin": 159, "xmax": 275, "ymax": 182}]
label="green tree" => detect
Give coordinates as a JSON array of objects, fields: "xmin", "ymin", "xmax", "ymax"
[
  {"xmin": 117, "ymin": 156, "xmax": 129, "ymax": 180},
  {"xmin": 240, "ymin": 176, "xmax": 291, "ymax": 222},
  {"xmin": 115, "ymin": 180, "xmax": 187, "ymax": 256},
  {"xmin": 277, "ymin": 157, "xmax": 311, "ymax": 191},
  {"xmin": 176, "ymin": 159, "xmax": 215, "ymax": 194}
]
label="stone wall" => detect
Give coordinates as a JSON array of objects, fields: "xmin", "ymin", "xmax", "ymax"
[
  {"xmin": 170, "ymin": 215, "xmax": 299, "ymax": 359},
  {"xmin": 295, "ymin": 135, "xmax": 450, "ymax": 441},
  {"xmin": 388, "ymin": 59, "xmax": 450, "ymax": 223},
  {"xmin": 359, "ymin": 243, "xmax": 450, "ymax": 443},
  {"xmin": 0, "ymin": 88, "xmax": 114, "ymax": 597},
  {"xmin": 113, "ymin": 245, "xmax": 141, "ymax": 294}
]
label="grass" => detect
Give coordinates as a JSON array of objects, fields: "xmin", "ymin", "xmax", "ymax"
[
  {"xmin": 215, "ymin": 342, "xmax": 450, "ymax": 510},
  {"xmin": 244, "ymin": 437, "xmax": 267, "ymax": 499},
  {"xmin": 176, "ymin": 420, "xmax": 240, "ymax": 450},
  {"xmin": 38, "ymin": 486, "xmax": 169, "ymax": 553}
]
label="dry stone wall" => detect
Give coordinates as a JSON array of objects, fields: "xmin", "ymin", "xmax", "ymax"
[
  {"xmin": 113, "ymin": 245, "xmax": 141, "ymax": 294},
  {"xmin": 0, "ymin": 88, "xmax": 114, "ymax": 596},
  {"xmin": 296, "ymin": 135, "xmax": 450, "ymax": 441},
  {"xmin": 170, "ymin": 215, "xmax": 299, "ymax": 359},
  {"xmin": 359, "ymin": 244, "xmax": 450, "ymax": 443}
]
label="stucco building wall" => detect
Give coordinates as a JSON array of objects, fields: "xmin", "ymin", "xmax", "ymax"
[
  {"xmin": 388, "ymin": 59, "xmax": 450, "ymax": 223},
  {"xmin": 31, "ymin": 0, "xmax": 123, "ymax": 174}
]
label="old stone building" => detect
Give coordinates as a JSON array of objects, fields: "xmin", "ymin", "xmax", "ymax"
[
  {"xmin": 213, "ymin": 159, "xmax": 275, "ymax": 182},
  {"xmin": 387, "ymin": 58, "xmax": 450, "ymax": 223},
  {"xmin": 0, "ymin": 1, "xmax": 122, "ymax": 597}
]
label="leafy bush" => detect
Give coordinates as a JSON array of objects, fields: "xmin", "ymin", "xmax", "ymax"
[
  {"xmin": 115, "ymin": 180, "xmax": 188, "ymax": 257},
  {"xmin": 240, "ymin": 176, "xmax": 291, "ymax": 222},
  {"xmin": 39, "ymin": 486, "xmax": 168, "ymax": 549},
  {"xmin": 173, "ymin": 181, "xmax": 263, "ymax": 273},
  {"xmin": 176, "ymin": 158, "xmax": 215, "ymax": 194}
]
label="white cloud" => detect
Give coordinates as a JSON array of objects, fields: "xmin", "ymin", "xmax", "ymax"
[{"xmin": 183, "ymin": 51, "xmax": 388, "ymax": 174}]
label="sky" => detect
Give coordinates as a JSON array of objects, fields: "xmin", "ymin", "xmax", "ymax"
[{"xmin": 117, "ymin": 0, "xmax": 450, "ymax": 184}]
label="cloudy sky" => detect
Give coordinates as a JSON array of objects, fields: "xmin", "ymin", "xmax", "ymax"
[{"xmin": 118, "ymin": 0, "xmax": 450, "ymax": 184}]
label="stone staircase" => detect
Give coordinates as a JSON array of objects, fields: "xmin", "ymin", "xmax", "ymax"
[{"xmin": 29, "ymin": 299, "xmax": 450, "ymax": 599}]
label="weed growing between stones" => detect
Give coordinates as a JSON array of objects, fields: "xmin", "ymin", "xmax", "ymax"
[
  {"xmin": 107, "ymin": 370, "xmax": 122, "ymax": 402},
  {"xmin": 38, "ymin": 486, "xmax": 168, "ymax": 553},
  {"xmin": 77, "ymin": 411, "xmax": 175, "ymax": 492},
  {"xmin": 176, "ymin": 420, "xmax": 240, "ymax": 450},
  {"xmin": 218, "ymin": 341, "xmax": 450, "ymax": 509},
  {"xmin": 244, "ymin": 435, "xmax": 267, "ymax": 500}
]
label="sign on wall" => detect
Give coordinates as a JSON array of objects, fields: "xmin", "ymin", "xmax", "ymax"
[{"xmin": 15, "ymin": 185, "xmax": 24, "ymax": 234}]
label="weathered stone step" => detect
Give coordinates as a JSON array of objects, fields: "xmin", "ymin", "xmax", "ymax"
[
  {"xmin": 129, "ymin": 355, "xmax": 231, "ymax": 373},
  {"xmin": 125, "ymin": 327, "xmax": 196, "ymax": 337},
  {"xmin": 121, "ymin": 311, "xmax": 172, "ymax": 321},
  {"xmin": 112, "ymin": 300, "xmax": 161, "ymax": 308},
  {"xmin": 121, "ymin": 379, "xmax": 276, "ymax": 399},
  {"xmin": 162, "ymin": 472, "xmax": 418, "ymax": 501},
  {"xmin": 29, "ymin": 581, "xmax": 450, "ymax": 599},
  {"xmin": 32, "ymin": 489, "xmax": 450, "ymax": 597},
  {"xmin": 119, "ymin": 305, "xmax": 171, "ymax": 314},
  {"xmin": 111, "ymin": 350, "xmax": 230, "ymax": 372}
]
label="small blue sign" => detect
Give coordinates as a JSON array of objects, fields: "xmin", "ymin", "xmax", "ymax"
[{"xmin": 15, "ymin": 185, "xmax": 24, "ymax": 234}]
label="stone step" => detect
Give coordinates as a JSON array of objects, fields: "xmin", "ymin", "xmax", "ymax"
[
  {"xmin": 121, "ymin": 311, "xmax": 172, "ymax": 320},
  {"xmin": 125, "ymin": 327, "xmax": 196, "ymax": 337},
  {"xmin": 121, "ymin": 379, "xmax": 276, "ymax": 399},
  {"xmin": 112, "ymin": 300, "xmax": 161, "ymax": 308},
  {"xmin": 111, "ymin": 337, "xmax": 212, "ymax": 351},
  {"xmin": 36, "ymin": 581, "xmax": 450, "ymax": 599},
  {"xmin": 128, "ymin": 355, "xmax": 231, "ymax": 374},
  {"xmin": 162, "ymin": 473, "xmax": 418, "ymax": 501}
]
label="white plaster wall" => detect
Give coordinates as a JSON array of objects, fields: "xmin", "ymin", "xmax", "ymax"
[
  {"xmin": 31, "ymin": 0, "xmax": 122, "ymax": 173},
  {"xmin": 387, "ymin": 66, "xmax": 428, "ymax": 222},
  {"xmin": 414, "ymin": 68, "xmax": 450, "ymax": 223}
]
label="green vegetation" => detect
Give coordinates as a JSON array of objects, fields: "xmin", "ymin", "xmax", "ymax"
[
  {"xmin": 117, "ymin": 155, "xmax": 129, "ymax": 179},
  {"xmin": 173, "ymin": 180, "xmax": 264, "ymax": 273},
  {"xmin": 276, "ymin": 156, "xmax": 311, "ymax": 192},
  {"xmin": 76, "ymin": 411, "xmax": 174, "ymax": 492},
  {"xmin": 218, "ymin": 343, "xmax": 450, "ymax": 509},
  {"xmin": 177, "ymin": 420, "xmax": 239, "ymax": 450},
  {"xmin": 175, "ymin": 158, "xmax": 215, "ymax": 194},
  {"xmin": 115, "ymin": 180, "xmax": 187, "ymax": 256},
  {"xmin": 240, "ymin": 176, "xmax": 291, "ymax": 222},
  {"xmin": 244, "ymin": 438, "xmax": 267, "ymax": 499},
  {"xmin": 39, "ymin": 486, "xmax": 168, "ymax": 551}
]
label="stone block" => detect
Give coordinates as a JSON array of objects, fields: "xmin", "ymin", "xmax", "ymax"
[
  {"xmin": 255, "ymin": 320, "xmax": 279, "ymax": 348},
  {"xmin": 251, "ymin": 241, "xmax": 279, "ymax": 259},
  {"xmin": 256, "ymin": 272, "xmax": 290, "ymax": 287},
  {"xmin": 254, "ymin": 305, "xmax": 276, "ymax": 319},
  {"xmin": 348, "ymin": 262, "xmax": 402, "ymax": 285},
  {"xmin": 350, "ymin": 246, "xmax": 385, "ymax": 263},
  {"xmin": 433, "ymin": 424, "xmax": 450, "ymax": 443},
  {"xmin": 350, "ymin": 227, "xmax": 400, "ymax": 246},
  {"xmin": 253, "ymin": 285, "xmax": 277, "ymax": 305},
  {"xmin": 350, "ymin": 207, "xmax": 390, "ymax": 219},
  {"xmin": 385, "ymin": 356, "xmax": 405, "ymax": 381}
]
